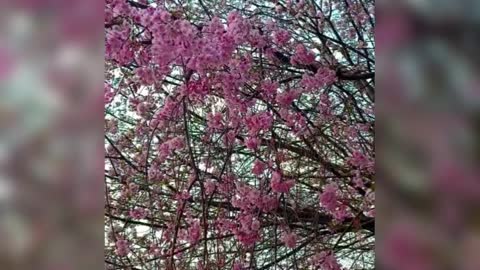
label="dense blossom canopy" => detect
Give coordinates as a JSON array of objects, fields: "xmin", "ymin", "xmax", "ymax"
[{"xmin": 105, "ymin": 0, "xmax": 374, "ymax": 269}]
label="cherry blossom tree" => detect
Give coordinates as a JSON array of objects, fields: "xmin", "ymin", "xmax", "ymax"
[{"xmin": 105, "ymin": 0, "xmax": 374, "ymax": 269}]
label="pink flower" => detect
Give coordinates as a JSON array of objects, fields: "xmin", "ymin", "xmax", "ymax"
[
  {"xmin": 259, "ymin": 195, "xmax": 279, "ymax": 212},
  {"xmin": 187, "ymin": 220, "xmax": 201, "ymax": 244},
  {"xmin": 226, "ymin": 11, "xmax": 250, "ymax": 44},
  {"xmin": 261, "ymin": 81, "xmax": 278, "ymax": 100},
  {"xmin": 128, "ymin": 183, "xmax": 139, "ymax": 193},
  {"xmin": 312, "ymin": 251, "xmax": 342, "ymax": 270},
  {"xmin": 301, "ymin": 68, "xmax": 337, "ymax": 90},
  {"xmin": 245, "ymin": 112, "xmax": 273, "ymax": 135},
  {"xmin": 281, "ymin": 231, "xmax": 298, "ymax": 248},
  {"xmin": 291, "ymin": 44, "xmax": 315, "ymax": 65},
  {"xmin": 348, "ymin": 150, "xmax": 372, "ymax": 169},
  {"xmin": 157, "ymin": 98, "xmax": 181, "ymax": 120},
  {"xmin": 246, "ymin": 189, "xmax": 260, "ymax": 205},
  {"xmin": 112, "ymin": 0, "xmax": 131, "ymax": 16},
  {"xmin": 224, "ymin": 130, "xmax": 237, "ymax": 146},
  {"xmin": 149, "ymin": 119, "xmax": 159, "ymax": 128},
  {"xmin": 273, "ymin": 29, "xmax": 291, "ymax": 45},
  {"xmin": 129, "ymin": 207, "xmax": 148, "ymax": 219},
  {"xmin": 249, "ymin": 29, "xmax": 267, "ymax": 48},
  {"xmin": 276, "ymin": 91, "xmax": 299, "ymax": 107},
  {"xmin": 245, "ymin": 137, "xmax": 259, "ymax": 150},
  {"xmin": 323, "ymin": 252, "xmax": 342, "ymax": 270},
  {"xmin": 234, "ymin": 214, "xmax": 261, "ymax": 247},
  {"xmin": 169, "ymin": 136, "xmax": 185, "ymax": 150},
  {"xmin": 252, "ymin": 160, "xmax": 266, "ymax": 175},
  {"xmin": 270, "ymin": 171, "xmax": 295, "ymax": 193},
  {"xmin": 275, "ymin": 5, "xmax": 284, "ymax": 13},
  {"xmin": 233, "ymin": 261, "xmax": 245, "ymax": 270},
  {"xmin": 319, "ymin": 184, "xmax": 339, "ymax": 211},
  {"xmin": 207, "ymin": 112, "xmax": 224, "ymax": 130},
  {"xmin": 271, "ymin": 170, "xmax": 281, "ymax": 182},
  {"xmin": 332, "ymin": 204, "xmax": 349, "ymax": 222},
  {"xmin": 158, "ymin": 142, "xmax": 172, "ymax": 159},
  {"xmin": 353, "ymin": 176, "xmax": 365, "ymax": 189},
  {"xmin": 136, "ymin": 102, "xmax": 149, "ymax": 116},
  {"xmin": 205, "ymin": 180, "xmax": 216, "ymax": 195},
  {"xmin": 104, "ymin": 84, "xmax": 115, "ymax": 104},
  {"xmin": 235, "ymin": 232, "xmax": 259, "ymax": 247},
  {"xmin": 136, "ymin": 67, "xmax": 155, "ymax": 85},
  {"xmin": 216, "ymin": 218, "xmax": 236, "ymax": 235},
  {"xmin": 115, "ymin": 239, "xmax": 130, "ymax": 257},
  {"xmin": 316, "ymin": 67, "xmax": 337, "ymax": 84},
  {"xmin": 175, "ymin": 190, "xmax": 191, "ymax": 201},
  {"xmin": 318, "ymin": 93, "xmax": 332, "ymax": 115}
]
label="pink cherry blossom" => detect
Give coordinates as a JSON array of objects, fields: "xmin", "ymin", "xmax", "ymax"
[
  {"xmin": 273, "ymin": 29, "xmax": 291, "ymax": 45},
  {"xmin": 348, "ymin": 150, "xmax": 373, "ymax": 170},
  {"xmin": 252, "ymin": 160, "xmax": 267, "ymax": 175},
  {"xmin": 187, "ymin": 220, "xmax": 201, "ymax": 245},
  {"xmin": 270, "ymin": 171, "xmax": 295, "ymax": 193},
  {"xmin": 291, "ymin": 44, "xmax": 316, "ymax": 65},
  {"xmin": 281, "ymin": 231, "xmax": 298, "ymax": 248},
  {"xmin": 245, "ymin": 137, "xmax": 259, "ymax": 150},
  {"xmin": 205, "ymin": 180, "xmax": 216, "ymax": 195},
  {"xmin": 319, "ymin": 184, "xmax": 340, "ymax": 211},
  {"xmin": 276, "ymin": 90, "xmax": 300, "ymax": 107},
  {"xmin": 312, "ymin": 251, "xmax": 342, "ymax": 270},
  {"xmin": 129, "ymin": 207, "xmax": 148, "ymax": 219},
  {"xmin": 115, "ymin": 239, "xmax": 130, "ymax": 257},
  {"xmin": 245, "ymin": 112, "xmax": 273, "ymax": 135}
]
